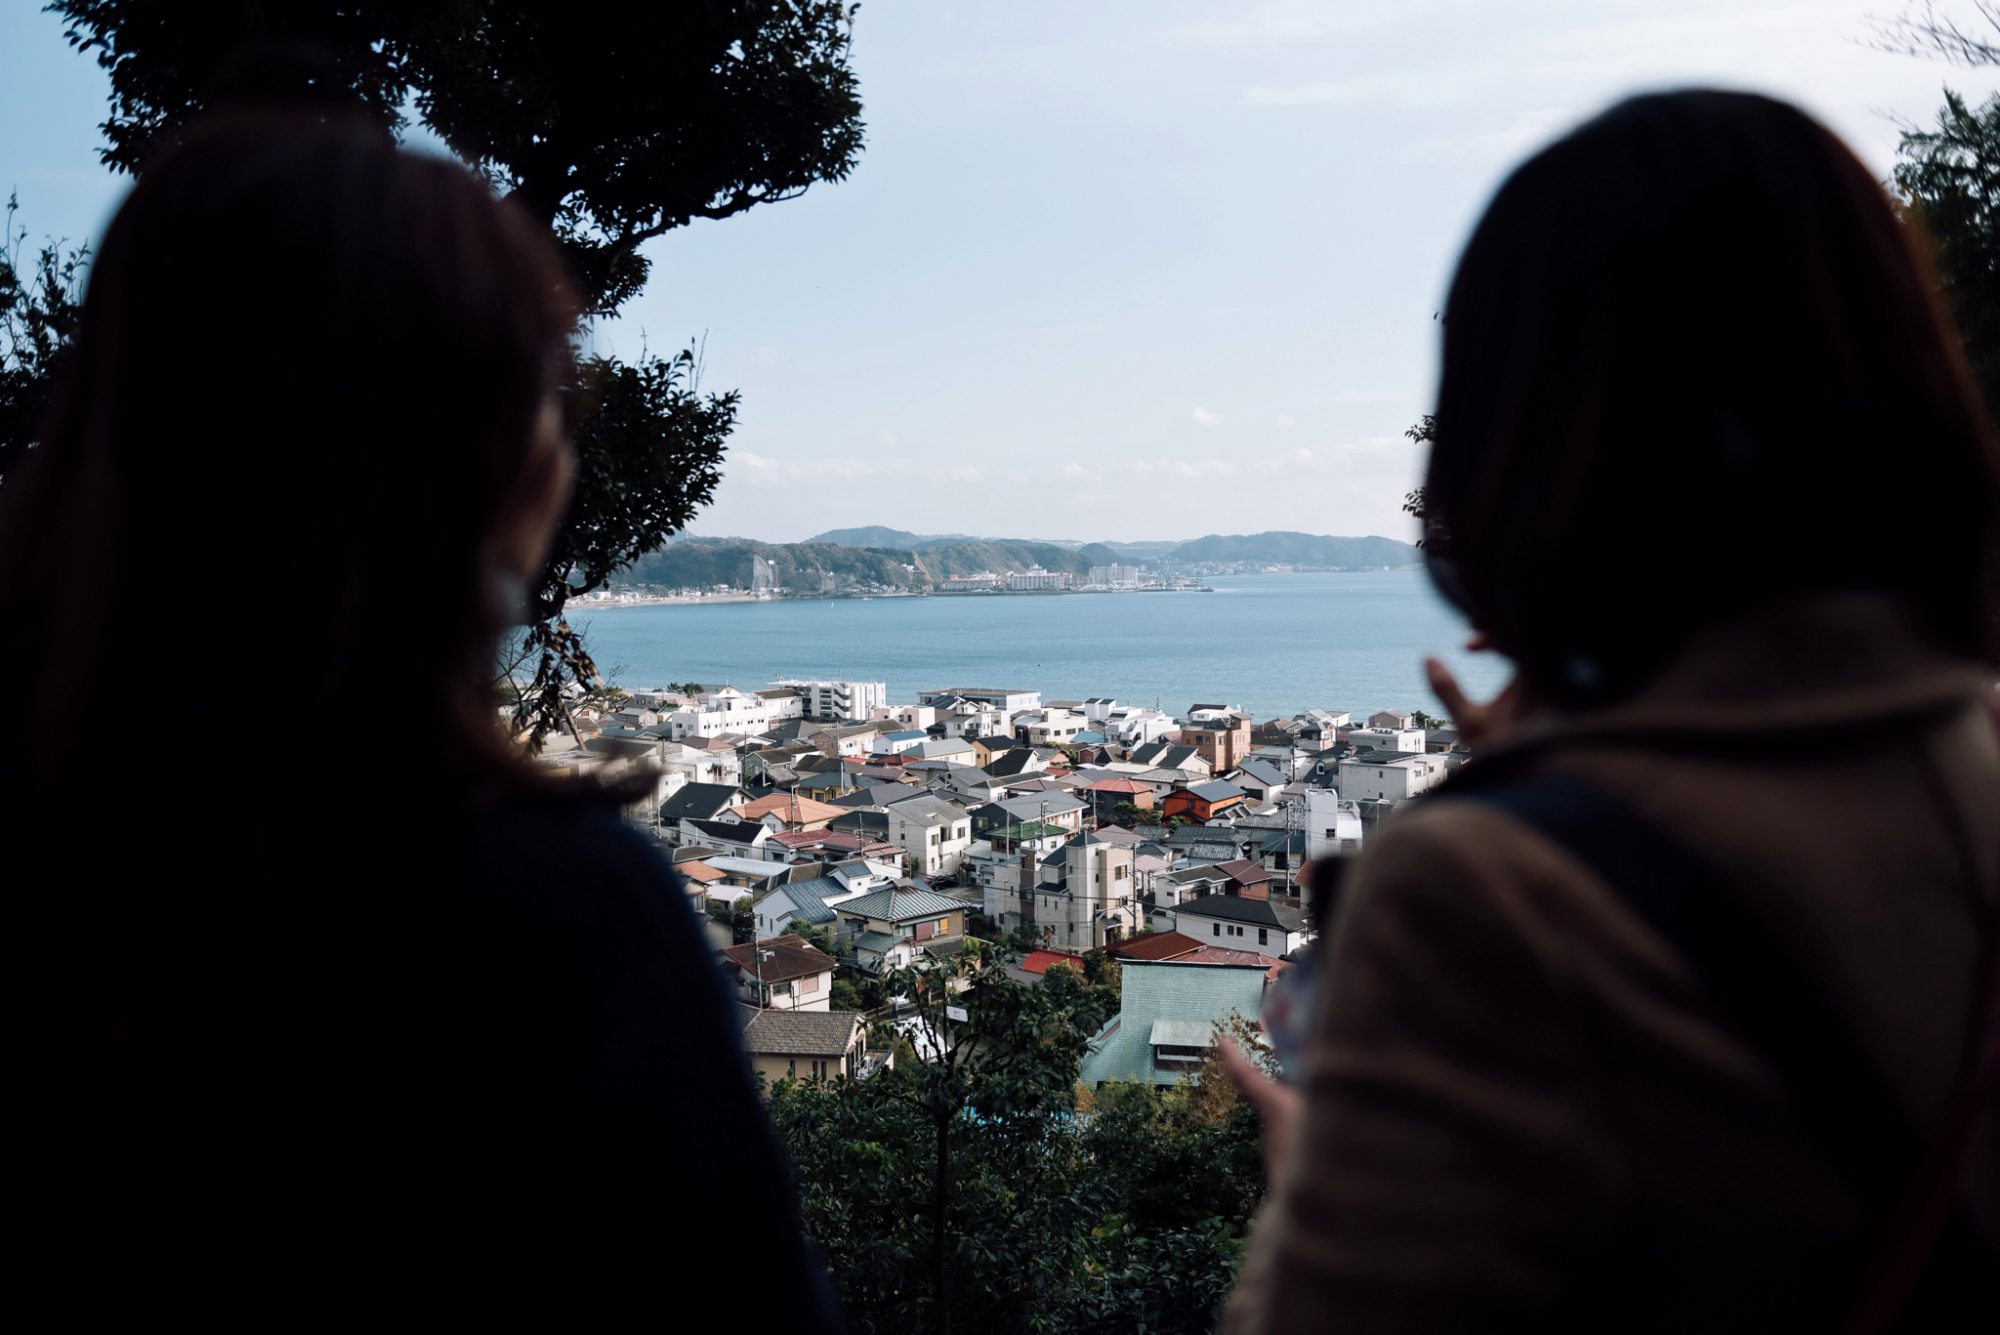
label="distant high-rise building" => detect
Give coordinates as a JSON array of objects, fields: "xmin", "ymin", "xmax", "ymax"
[
  {"xmin": 1088, "ymin": 563, "xmax": 1142, "ymax": 586},
  {"xmin": 768, "ymin": 677, "xmax": 887, "ymax": 721},
  {"xmin": 1005, "ymin": 566, "xmax": 1071, "ymax": 591}
]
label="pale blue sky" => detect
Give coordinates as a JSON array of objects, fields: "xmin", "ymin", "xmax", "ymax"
[{"xmin": 5, "ymin": 1, "xmax": 1996, "ymax": 543}]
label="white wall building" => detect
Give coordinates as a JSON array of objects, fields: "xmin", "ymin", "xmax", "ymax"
[
  {"xmin": 887, "ymin": 795, "xmax": 973, "ymax": 878},
  {"xmin": 767, "ymin": 677, "xmax": 888, "ymax": 722},
  {"xmin": 1305, "ymin": 788, "xmax": 1365, "ymax": 860},
  {"xmin": 1336, "ymin": 752, "xmax": 1450, "ymax": 804},
  {"xmin": 922, "ymin": 687, "xmax": 1043, "ymax": 716},
  {"xmin": 1344, "ymin": 725, "xmax": 1425, "ymax": 753},
  {"xmin": 670, "ymin": 685, "xmax": 778, "ymax": 739}
]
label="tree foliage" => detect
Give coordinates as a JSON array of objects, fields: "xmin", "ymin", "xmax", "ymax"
[
  {"xmin": 0, "ymin": 196, "xmax": 88, "ymax": 480},
  {"xmin": 1896, "ymin": 88, "xmax": 2000, "ymax": 421},
  {"xmin": 768, "ymin": 949, "xmax": 1264, "ymax": 1334},
  {"xmin": 32, "ymin": 1, "xmax": 866, "ymax": 742},
  {"xmin": 1868, "ymin": 1, "xmax": 2000, "ymax": 67}
]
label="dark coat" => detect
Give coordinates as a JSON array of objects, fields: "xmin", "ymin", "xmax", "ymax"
[{"xmin": 1227, "ymin": 593, "xmax": 1999, "ymax": 1332}]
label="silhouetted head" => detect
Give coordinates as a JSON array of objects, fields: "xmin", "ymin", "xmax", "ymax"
[
  {"xmin": 1426, "ymin": 89, "xmax": 1999, "ymax": 706},
  {"xmin": 0, "ymin": 112, "xmax": 579, "ymax": 804}
]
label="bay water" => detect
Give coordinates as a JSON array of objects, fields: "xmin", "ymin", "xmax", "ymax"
[{"xmin": 571, "ymin": 569, "xmax": 1510, "ymax": 722}]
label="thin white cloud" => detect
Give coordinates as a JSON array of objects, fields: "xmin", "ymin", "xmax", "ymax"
[
  {"xmin": 1192, "ymin": 406, "xmax": 1224, "ymax": 427},
  {"xmin": 879, "ymin": 431, "xmax": 898, "ymax": 445},
  {"xmin": 751, "ymin": 345, "xmax": 787, "ymax": 369},
  {"xmin": 1275, "ymin": 414, "xmax": 1297, "ymax": 427}
]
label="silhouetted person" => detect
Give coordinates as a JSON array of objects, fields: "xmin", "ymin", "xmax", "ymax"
[
  {"xmin": 1224, "ymin": 90, "xmax": 1998, "ymax": 1333},
  {"xmin": 3, "ymin": 114, "xmax": 839, "ymax": 1328}
]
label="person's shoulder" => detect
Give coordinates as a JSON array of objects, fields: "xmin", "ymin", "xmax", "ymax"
[{"xmin": 1333, "ymin": 779, "xmax": 1686, "ymax": 982}]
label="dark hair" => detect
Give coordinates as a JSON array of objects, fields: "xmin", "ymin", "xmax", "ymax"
[
  {"xmin": 1426, "ymin": 89, "xmax": 2000, "ymax": 705},
  {"xmin": 0, "ymin": 113, "xmax": 581, "ymax": 814}
]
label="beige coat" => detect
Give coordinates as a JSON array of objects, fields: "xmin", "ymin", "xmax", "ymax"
[{"xmin": 1226, "ymin": 593, "xmax": 1999, "ymax": 1332}]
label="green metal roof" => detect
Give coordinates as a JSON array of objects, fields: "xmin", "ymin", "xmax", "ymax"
[
  {"xmin": 1080, "ymin": 960, "xmax": 1266, "ymax": 1087},
  {"xmin": 837, "ymin": 886, "xmax": 964, "ymax": 921}
]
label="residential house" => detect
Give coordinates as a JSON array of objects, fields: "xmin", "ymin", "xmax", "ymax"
[
  {"xmin": 876, "ymin": 728, "xmax": 930, "ymax": 756},
  {"xmin": 808, "ymin": 722, "xmax": 883, "ymax": 759},
  {"xmin": 1103, "ymin": 704, "xmax": 1175, "ymax": 748},
  {"xmin": 1229, "ymin": 756, "xmax": 1291, "ymax": 804},
  {"xmin": 1182, "ymin": 708, "xmax": 1254, "ymax": 774},
  {"xmin": 1006, "ymin": 948, "xmax": 1089, "ymax": 986},
  {"xmin": 885, "ymin": 795, "xmax": 973, "ymax": 878},
  {"xmin": 1172, "ymin": 892, "xmax": 1309, "ymax": 956},
  {"xmin": 659, "ymin": 782, "xmax": 747, "ymax": 831},
  {"xmin": 1086, "ymin": 777, "xmax": 1156, "ymax": 826},
  {"xmin": 1336, "ymin": 750, "xmax": 1450, "ymax": 804},
  {"xmin": 1343, "ymin": 723, "xmax": 1426, "ymax": 754},
  {"xmin": 834, "ymin": 884, "xmax": 968, "ymax": 974},
  {"xmin": 979, "ymin": 743, "xmax": 1046, "ymax": 777},
  {"xmin": 1161, "ymin": 779, "xmax": 1248, "ymax": 823},
  {"xmin": 678, "ymin": 817, "xmax": 777, "ymax": 862},
  {"xmin": 739, "ymin": 1006, "xmax": 869, "ymax": 1083},
  {"xmin": 1109, "ymin": 931, "xmax": 1204, "ymax": 963},
  {"xmin": 730, "ymin": 792, "xmax": 846, "ymax": 833},
  {"xmin": 971, "ymin": 820, "xmax": 1073, "ymax": 924},
  {"xmin": 920, "ymin": 686, "xmax": 1042, "ymax": 715},
  {"xmin": 1015, "ymin": 831, "xmax": 1141, "ymax": 951},
  {"xmin": 1305, "ymin": 789, "xmax": 1365, "ymax": 859},
  {"xmin": 1127, "ymin": 741, "xmax": 1212, "ymax": 777},
  {"xmin": 993, "ymin": 790, "xmax": 1086, "ymax": 834},
  {"xmin": 1020, "ymin": 707, "xmax": 1087, "ymax": 747},
  {"xmin": 914, "ymin": 737, "xmax": 977, "ymax": 765},
  {"xmin": 869, "ymin": 702, "xmax": 938, "ymax": 730},
  {"xmin": 720, "ymin": 934, "xmax": 839, "ymax": 1011},
  {"xmin": 1079, "ymin": 959, "xmax": 1269, "ymax": 1087},
  {"xmin": 751, "ymin": 875, "xmax": 865, "ymax": 939},
  {"xmin": 669, "ymin": 685, "xmax": 779, "ymax": 739}
]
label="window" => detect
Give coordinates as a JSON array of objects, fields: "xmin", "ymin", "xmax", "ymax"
[
  {"xmin": 1212, "ymin": 923, "xmax": 1221, "ymax": 937},
  {"xmin": 1258, "ymin": 928, "xmax": 1269, "ymax": 945}
]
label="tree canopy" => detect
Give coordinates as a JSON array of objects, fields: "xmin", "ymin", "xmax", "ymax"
[
  {"xmin": 1896, "ymin": 88, "xmax": 2000, "ymax": 422},
  {"xmin": 23, "ymin": 1, "xmax": 866, "ymax": 739},
  {"xmin": 768, "ymin": 948, "xmax": 1265, "ymax": 1334}
]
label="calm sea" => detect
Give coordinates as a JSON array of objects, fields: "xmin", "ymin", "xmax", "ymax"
[{"xmin": 570, "ymin": 569, "xmax": 1511, "ymax": 722}]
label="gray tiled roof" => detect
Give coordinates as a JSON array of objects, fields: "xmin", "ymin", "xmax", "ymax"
[
  {"xmin": 741, "ymin": 1009, "xmax": 862, "ymax": 1058},
  {"xmin": 1174, "ymin": 894, "xmax": 1304, "ymax": 932}
]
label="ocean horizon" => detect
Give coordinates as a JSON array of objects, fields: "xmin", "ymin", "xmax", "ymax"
[{"xmin": 570, "ymin": 568, "xmax": 1511, "ymax": 721}]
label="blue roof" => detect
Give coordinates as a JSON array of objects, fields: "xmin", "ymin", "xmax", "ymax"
[
  {"xmin": 1072, "ymin": 731, "xmax": 1106, "ymax": 745},
  {"xmin": 884, "ymin": 729, "xmax": 927, "ymax": 743},
  {"xmin": 767, "ymin": 875, "xmax": 846, "ymax": 925},
  {"xmin": 1080, "ymin": 960, "xmax": 1267, "ymax": 1087}
]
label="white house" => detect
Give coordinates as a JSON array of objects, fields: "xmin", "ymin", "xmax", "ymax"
[
  {"xmin": 1336, "ymin": 751, "xmax": 1450, "ymax": 804},
  {"xmin": 886, "ymin": 795, "xmax": 973, "ymax": 878},
  {"xmin": 1344, "ymin": 724, "xmax": 1425, "ymax": 753},
  {"xmin": 1172, "ymin": 893, "xmax": 1309, "ymax": 955},
  {"xmin": 671, "ymin": 685, "xmax": 778, "ymax": 739},
  {"xmin": 1305, "ymin": 788, "xmax": 1365, "ymax": 860}
]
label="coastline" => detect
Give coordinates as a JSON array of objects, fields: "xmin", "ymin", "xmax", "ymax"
[{"xmin": 572, "ymin": 585, "xmax": 1215, "ymax": 609}]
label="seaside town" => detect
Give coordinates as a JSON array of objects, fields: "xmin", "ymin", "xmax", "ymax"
[{"xmin": 540, "ymin": 677, "xmax": 1460, "ymax": 1086}]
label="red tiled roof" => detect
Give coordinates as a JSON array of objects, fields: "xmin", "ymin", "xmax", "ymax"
[
  {"xmin": 1019, "ymin": 949, "xmax": 1089, "ymax": 976},
  {"xmin": 1087, "ymin": 778, "xmax": 1153, "ymax": 794},
  {"xmin": 1109, "ymin": 931, "xmax": 1202, "ymax": 962},
  {"xmin": 1214, "ymin": 858, "xmax": 1273, "ymax": 884},
  {"xmin": 679, "ymin": 860, "xmax": 726, "ymax": 884},
  {"xmin": 1177, "ymin": 945, "xmax": 1290, "ymax": 980}
]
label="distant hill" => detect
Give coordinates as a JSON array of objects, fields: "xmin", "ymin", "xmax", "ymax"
[
  {"xmin": 1166, "ymin": 532, "xmax": 1420, "ymax": 567},
  {"xmin": 1095, "ymin": 540, "xmax": 1184, "ymax": 559},
  {"xmin": 617, "ymin": 536, "xmax": 1108, "ymax": 591},
  {"xmin": 807, "ymin": 526, "xmax": 979, "ymax": 548}
]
